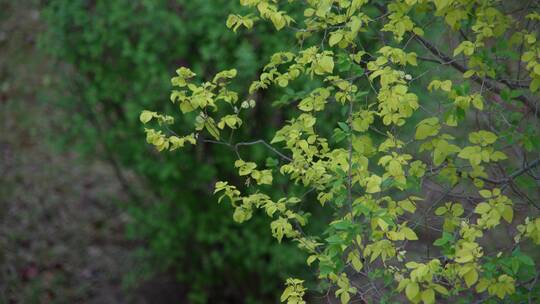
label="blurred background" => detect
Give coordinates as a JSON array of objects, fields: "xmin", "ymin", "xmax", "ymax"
[{"xmin": 0, "ymin": 0, "xmax": 313, "ymax": 303}]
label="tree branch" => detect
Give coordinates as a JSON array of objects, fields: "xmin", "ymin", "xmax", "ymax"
[
  {"xmin": 234, "ymin": 140, "xmax": 293, "ymax": 162},
  {"xmin": 482, "ymin": 158, "xmax": 540, "ymax": 184},
  {"xmin": 203, "ymin": 138, "xmax": 293, "ymax": 162},
  {"xmin": 414, "ymin": 35, "xmax": 540, "ymax": 118}
]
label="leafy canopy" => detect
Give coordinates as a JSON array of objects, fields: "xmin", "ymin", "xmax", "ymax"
[{"xmin": 143, "ymin": 0, "xmax": 540, "ymax": 303}]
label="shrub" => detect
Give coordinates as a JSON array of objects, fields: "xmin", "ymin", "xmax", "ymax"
[
  {"xmin": 143, "ymin": 1, "xmax": 540, "ymax": 303},
  {"xmin": 41, "ymin": 0, "xmax": 309, "ymax": 302}
]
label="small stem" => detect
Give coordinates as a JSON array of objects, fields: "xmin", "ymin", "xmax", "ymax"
[{"xmin": 235, "ymin": 140, "xmax": 293, "ymax": 162}]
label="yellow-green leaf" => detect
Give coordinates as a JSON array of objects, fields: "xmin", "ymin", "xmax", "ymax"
[
  {"xmin": 502, "ymin": 206, "xmax": 513, "ymax": 223},
  {"xmin": 329, "ymin": 32, "xmax": 344, "ymax": 47},
  {"xmin": 474, "ymin": 202, "xmax": 491, "ymax": 214},
  {"xmin": 405, "ymin": 282, "xmax": 420, "ymax": 301},
  {"xmin": 317, "ymin": 55, "xmax": 334, "ymax": 75},
  {"xmin": 421, "ymin": 288, "xmax": 435, "ymax": 304},
  {"xmin": 366, "ymin": 175, "xmax": 382, "ymax": 193},
  {"xmin": 140, "ymin": 110, "xmax": 155, "ymax": 124},
  {"xmin": 464, "ymin": 268, "xmax": 478, "ymax": 287},
  {"xmin": 402, "ymin": 227, "xmax": 418, "ymax": 240},
  {"xmin": 398, "ymin": 199, "xmax": 417, "ymax": 213}
]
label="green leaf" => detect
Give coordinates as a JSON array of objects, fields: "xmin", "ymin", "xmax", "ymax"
[
  {"xmin": 463, "ymin": 70, "xmax": 475, "ymax": 78},
  {"xmin": 415, "ymin": 118, "xmax": 440, "ymax": 140},
  {"xmin": 441, "ymin": 80, "xmax": 452, "ymax": 92},
  {"xmin": 433, "ymin": 237, "xmax": 448, "ymax": 246},
  {"xmin": 307, "ymin": 255, "xmax": 317, "ymax": 266},
  {"xmin": 432, "ymin": 284, "xmax": 449, "ymax": 295},
  {"xmin": 326, "ymin": 235, "xmax": 343, "ymax": 244},
  {"xmin": 463, "ymin": 268, "xmax": 478, "ymax": 287},
  {"xmin": 317, "ymin": 55, "xmax": 334, "ymax": 75},
  {"xmin": 402, "ymin": 227, "xmax": 418, "ymax": 240},
  {"xmin": 366, "ymin": 175, "xmax": 382, "ymax": 193},
  {"xmin": 338, "ymin": 121, "xmax": 350, "ymax": 132},
  {"xmin": 479, "ymin": 190, "xmax": 492, "ymax": 198},
  {"xmin": 517, "ymin": 254, "xmax": 535, "ymax": 267},
  {"xmin": 398, "ymin": 199, "xmax": 416, "ymax": 213},
  {"xmin": 348, "ymin": 251, "xmax": 363, "ymax": 272},
  {"xmin": 329, "ymin": 32, "xmax": 344, "ymax": 47},
  {"xmin": 205, "ymin": 119, "xmax": 220, "ymax": 140},
  {"xmin": 474, "ymin": 202, "xmax": 491, "ymax": 214},
  {"xmin": 333, "ymin": 220, "xmax": 353, "ymax": 230},
  {"xmin": 530, "ymin": 78, "xmax": 540, "ymax": 92},
  {"xmin": 405, "ymin": 282, "xmax": 420, "ymax": 300},
  {"xmin": 140, "ymin": 110, "xmax": 155, "ymax": 124},
  {"xmin": 340, "ymin": 291, "xmax": 350, "ymax": 304},
  {"xmin": 421, "ymin": 288, "xmax": 435, "ymax": 304},
  {"xmin": 434, "ymin": 206, "xmax": 447, "ymax": 216},
  {"xmin": 501, "ymin": 206, "xmax": 513, "ymax": 223}
]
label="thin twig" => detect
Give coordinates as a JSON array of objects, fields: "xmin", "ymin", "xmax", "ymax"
[{"xmin": 414, "ymin": 35, "xmax": 540, "ymax": 119}]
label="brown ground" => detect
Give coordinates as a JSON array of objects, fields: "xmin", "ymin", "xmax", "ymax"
[{"xmin": 0, "ymin": 2, "xmax": 151, "ymax": 303}]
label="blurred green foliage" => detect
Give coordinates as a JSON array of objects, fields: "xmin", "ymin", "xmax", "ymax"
[{"xmin": 40, "ymin": 0, "xmax": 306, "ymax": 302}]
